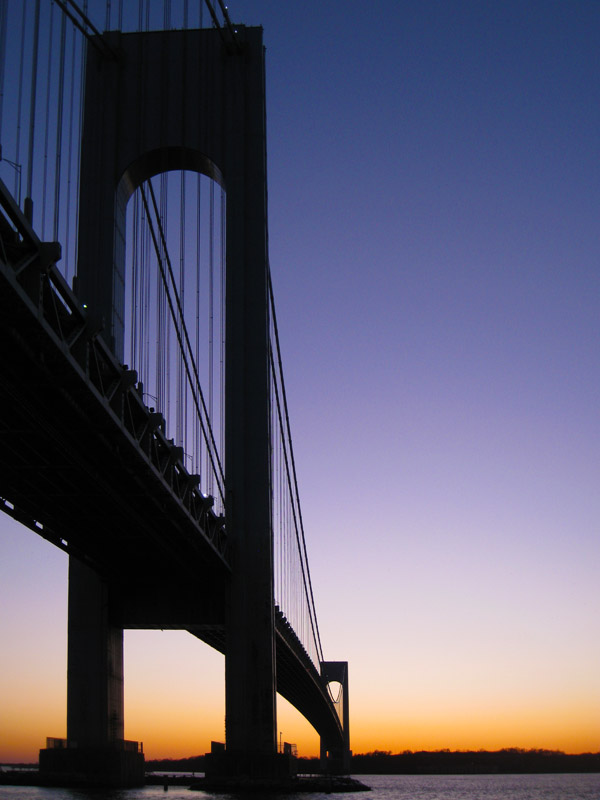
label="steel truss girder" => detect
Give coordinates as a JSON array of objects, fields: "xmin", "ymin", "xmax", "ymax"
[{"xmin": 0, "ymin": 176, "xmax": 228, "ymax": 575}]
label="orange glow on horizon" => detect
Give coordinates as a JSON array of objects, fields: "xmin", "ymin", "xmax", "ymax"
[
  {"xmin": 1, "ymin": 702, "xmax": 598, "ymax": 764},
  {"xmin": 0, "ymin": 561, "xmax": 597, "ymax": 763},
  {"xmin": 1, "ymin": 627, "xmax": 597, "ymax": 763}
]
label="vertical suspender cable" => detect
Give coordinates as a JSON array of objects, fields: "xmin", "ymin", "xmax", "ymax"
[
  {"xmin": 137, "ymin": 197, "xmax": 141, "ymax": 374},
  {"xmin": 288, "ymin": 488, "xmax": 292, "ymax": 627},
  {"xmin": 178, "ymin": 171, "xmax": 186, "ymax": 448},
  {"xmin": 162, "ymin": 176, "xmax": 167, "ymax": 413},
  {"xmin": 220, "ymin": 186, "xmax": 226, "ymax": 477},
  {"xmin": 273, "ymin": 404, "xmax": 276, "ymax": 603},
  {"xmin": 269, "ymin": 270, "xmax": 325, "ymax": 663},
  {"xmin": 276, "ymin": 418, "xmax": 281, "ymax": 607},
  {"xmin": 74, "ymin": 0, "xmax": 89, "ymax": 278},
  {"xmin": 271, "ymin": 355, "xmax": 300, "ymax": 637},
  {"xmin": 128, "ymin": 195, "xmax": 134, "ymax": 367},
  {"xmin": 281, "ymin": 429, "xmax": 286, "ymax": 614},
  {"xmin": 140, "ymin": 181, "xmax": 225, "ymax": 503},
  {"xmin": 155, "ymin": 181, "xmax": 163, "ymax": 412},
  {"xmin": 158, "ymin": 0, "xmax": 169, "ymax": 412},
  {"xmin": 14, "ymin": 1, "xmax": 27, "ymax": 203},
  {"xmin": 130, "ymin": 192, "xmax": 139, "ymax": 371},
  {"xmin": 155, "ymin": 175, "xmax": 162, "ymax": 414},
  {"xmin": 26, "ymin": 0, "xmax": 42, "ymax": 213},
  {"xmin": 275, "ymin": 428, "xmax": 278, "ymax": 609},
  {"xmin": 178, "ymin": 19, "xmax": 188, "ymax": 452},
  {"xmin": 208, "ymin": 178, "xmax": 214, "ymax": 494},
  {"xmin": 41, "ymin": 2, "xmax": 55, "ymax": 237},
  {"xmin": 280, "ymin": 433, "xmax": 283, "ymax": 610},
  {"xmin": 161, "ymin": 173, "xmax": 170, "ymax": 425},
  {"xmin": 195, "ymin": 173, "xmax": 202, "ymax": 476},
  {"xmin": 284, "ymin": 469, "xmax": 287, "ymax": 618},
  {"xmin": 136, "ymin": 194, "xmax": 142, "ymax": 381},
  {"xmin": 142, "ymin": 196, "xmax": 150, "ymax": 383},
  {"xmin": 64, "ymin": 22, "xmax": 76, "ymax": 281},
  {"xmin": 54, "ymin": 8, "xmax": 67, "ymax": 242},
  {"xmin": 0, "ymin": 0, "xmax": 8, "ymax": 150},
  {"xmin": 274, "ymin": 404, "xmax": 278, "ymax": 605},
  {"xmin": 153, "ymin": 180, "xmax": 225, "ymax": 491}
]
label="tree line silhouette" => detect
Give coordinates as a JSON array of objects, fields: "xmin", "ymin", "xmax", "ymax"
[{"xmin": 140, "ymin": 748, "xmax": 600, "ymax": 775}]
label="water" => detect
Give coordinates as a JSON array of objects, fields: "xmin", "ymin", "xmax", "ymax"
[{"xmin": 0, "ymin": 774, "xmax": 598, "ymax": 800}]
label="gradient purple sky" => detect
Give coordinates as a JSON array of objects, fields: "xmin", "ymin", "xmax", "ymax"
[{"xmin": 1, "ymin": 0, "xmax": 599, "ymax": 760}]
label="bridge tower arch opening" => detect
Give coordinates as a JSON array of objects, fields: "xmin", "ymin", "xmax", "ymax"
[
  {"xmin": 63, "ymin": 25, "xmax": 276, "ymax": 781},
  {"xmin": 122, "ymin": 164, "xmax": 226, "ymax": 505}
]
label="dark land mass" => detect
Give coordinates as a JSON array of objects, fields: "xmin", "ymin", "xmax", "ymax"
[
  {"xmin": 3, "ymin": 749, "xmax": 599, "ymax": 783},
  {"xmin": 142, "ymin": 749, "xmax": 600, "ymax": 775},
  {"xmin": 347, "ymin": 749, "xmax": 600, "ymax": 775}
]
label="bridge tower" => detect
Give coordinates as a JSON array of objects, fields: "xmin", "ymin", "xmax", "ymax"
[
  {"xmin": 320, "ymin": 662, "xmax": 352, "ymax": 773},
  {"xmin": 41, "ymin": 25, "xmax": 279, "ymax": 783}
]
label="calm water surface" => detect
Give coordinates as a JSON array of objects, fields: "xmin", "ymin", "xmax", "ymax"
[{"xmin": 0, "ymin": 774, "xmax": 598, "ymax": 800}]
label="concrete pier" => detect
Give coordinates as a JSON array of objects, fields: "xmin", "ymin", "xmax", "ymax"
[{"xmin": 40, "ymin": 559, "xmax": 144, "ymax": 787}]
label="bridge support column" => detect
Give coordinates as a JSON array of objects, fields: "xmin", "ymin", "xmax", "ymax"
[
  {"xmin": 320, "ymin": 662, "xmax": 351, "ymax": 774},
  {"xmin": 39, "ymin": 558, "xmax": 144, "ymax": 787},
  {"xmin": 215, "ymin": 25, "xmax": 283, "ymax": 781},
  {"xmin": 66, "ymin": 558, "xmax": 124, "ymax": 748}
]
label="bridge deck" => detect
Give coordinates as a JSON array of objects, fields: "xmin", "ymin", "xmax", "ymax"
[{"xmin": 0, "ymin": 179, "xmax": 227, "ymax": 588}]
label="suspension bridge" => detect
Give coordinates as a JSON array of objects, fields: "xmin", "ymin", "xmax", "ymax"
[{"xmin": 0, "ymin": 0, "xmax": 350, "ymax": 787}]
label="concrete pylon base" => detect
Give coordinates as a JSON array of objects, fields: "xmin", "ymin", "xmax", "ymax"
[
  {"xmin": 39, "ymin": 746, "xmax": 145, "ymax": 787},
  {"xmin": 204, "ymin": 749, "xmax": 295, "ymax": 781},
  {"xmin": 320, "ymin": 749, "xmax": 352, "ymax": 775}
]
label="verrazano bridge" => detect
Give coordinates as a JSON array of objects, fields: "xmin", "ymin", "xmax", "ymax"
[{"xmin": 0, "ymin": 0, "xmax": 349, "ymax": 786}]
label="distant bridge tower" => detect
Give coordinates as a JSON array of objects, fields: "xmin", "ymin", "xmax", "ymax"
[
  {"xmin": 321, "ymin": 662, "xmax": 351, "ymax": 773},
  {"xmin": 50, "ymin": 25, "xmax": 276, "ymax": 782}
]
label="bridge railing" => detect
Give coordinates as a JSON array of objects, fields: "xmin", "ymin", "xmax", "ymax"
[{"xmin": 45, "ymin": 737, "xmax": 143, "ymax": 753}]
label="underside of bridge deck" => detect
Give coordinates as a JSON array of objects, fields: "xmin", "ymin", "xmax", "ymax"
[{"xmin": 0, "ymin": 184, "xmax": 229, "ymax": 597}]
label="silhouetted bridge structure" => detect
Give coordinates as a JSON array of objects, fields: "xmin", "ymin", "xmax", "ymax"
[{"xmin": 0, "ymin": 1, "xmax": 349, "ymax": 787}]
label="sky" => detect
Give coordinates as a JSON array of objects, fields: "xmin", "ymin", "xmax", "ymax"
[{"xmin": 1, "ymin": 0, "xmax": 599, "ymax": 762}]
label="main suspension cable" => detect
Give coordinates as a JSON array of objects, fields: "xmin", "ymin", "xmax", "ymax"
[{"xmin": 54, "ymin": 0, "xmax": 116, "ymax": 59}]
